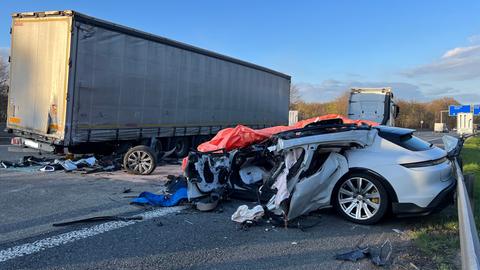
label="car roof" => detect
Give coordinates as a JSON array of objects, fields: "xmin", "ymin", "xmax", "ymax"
[{"xmin": 374, "ymin": 125, "xmax": 415, "ymax": 136}]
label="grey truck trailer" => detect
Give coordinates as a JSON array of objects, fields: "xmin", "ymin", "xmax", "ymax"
[{"xmin": 5, "ymin": 10, "xmax": 291, "ymax": 174}]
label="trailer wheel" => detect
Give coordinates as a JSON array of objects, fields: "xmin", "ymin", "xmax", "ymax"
[
  {"xmin": 173, "ymin": 137, "xmax": 190, "ymax": 158},
  {"xmin": 123, "ymin": 145, "xmax": 157, "ymax": 175}
]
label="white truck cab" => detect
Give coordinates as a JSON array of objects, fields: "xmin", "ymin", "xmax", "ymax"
[{"xmin": 348, "ymin": 87, "xmax": 399, "ymax": 126}]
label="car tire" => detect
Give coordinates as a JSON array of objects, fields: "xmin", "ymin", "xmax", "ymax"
[
  {"xmin": 333, "ymin": 172, "xmax": 389, "ymax": 224},
  {"xmin": 123, "ymin": 145, "xmax": 157, "ymax": 175}
]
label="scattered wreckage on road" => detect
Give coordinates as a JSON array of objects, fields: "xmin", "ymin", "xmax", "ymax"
[
  {"xmin": 0, "ymin": 154, "xmax": 121, "ymax": 173},
  {"xmin": 182, "ymin": 116, "xmax": 457, "ymax": 224}
]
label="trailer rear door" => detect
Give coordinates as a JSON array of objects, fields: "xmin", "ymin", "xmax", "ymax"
[
  {"xmin": 348, "ymin": 92, "xmax": 388, "ymax": 124},
  {"xmin": 7, "ymin": 15, "xmax": 71, "ymax": 138}
]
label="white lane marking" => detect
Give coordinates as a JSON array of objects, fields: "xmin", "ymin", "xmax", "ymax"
[
  {"xmin": 0, "ymin": 206, "xmax": 187, "ymax": 263},
  {"xmin": 0, "ymin": 205, "xmax": 147, "ymax": 245}
]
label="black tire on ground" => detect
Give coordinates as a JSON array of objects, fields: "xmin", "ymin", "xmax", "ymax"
[
  {"xmin": 332, "ymin": 172, "xmax": 389, "ymax": 225},
  {"xmin": 123, "ymin": 145, "xmax": 157, "ymax": 175},
  {"xmin": 173, "ymin": 137, "xmax": 191, "ymax": 158}
]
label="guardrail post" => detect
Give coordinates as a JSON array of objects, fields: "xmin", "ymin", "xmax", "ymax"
[{"xmin": 465, "ymin": 174, "xmax": 475, "ymax": 212}]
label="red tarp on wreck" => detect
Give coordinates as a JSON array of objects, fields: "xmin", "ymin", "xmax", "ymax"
[{"xmin": 196, "ymin": 114, "xmax": 378, "ymax": 153}]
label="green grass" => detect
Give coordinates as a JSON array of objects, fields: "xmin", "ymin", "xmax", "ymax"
[
  {"xmin": 409, "ymin": 211, "xmax": 459, "ymax": 269},
  {"xmin": 461, "ymin": 137, "xmax": 480, "ymax": 218},
  {"xmin": 408, "ymin": 136, "xmax": 480, "ymax": 269}
]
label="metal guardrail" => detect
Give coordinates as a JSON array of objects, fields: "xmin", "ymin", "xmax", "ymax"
[{"xmin": 455, "ymin": 156, "xmax": 480, "ymax": 270}]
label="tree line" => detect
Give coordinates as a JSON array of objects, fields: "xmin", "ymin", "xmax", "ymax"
[
  {"xmin": 290, "ymin": 85, "xmax": 460, "ymax": 130},
  {"xmin": 0, "ymin": 56, "xmax": 7, "ymax": 122}
]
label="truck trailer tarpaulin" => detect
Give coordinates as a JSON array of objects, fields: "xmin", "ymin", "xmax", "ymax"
[{"xmin": 6, "ymin": 10, "xmax": 291, "ymax": 160}]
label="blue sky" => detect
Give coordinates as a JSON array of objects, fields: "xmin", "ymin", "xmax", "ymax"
[{"xmin": 1, "ymin": 1, "xmax": 479, "ymax": 103}]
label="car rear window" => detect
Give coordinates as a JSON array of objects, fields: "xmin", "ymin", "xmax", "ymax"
[{"xmin": 379, "ymin": 132, "xmax": 432, "ymax": 151}]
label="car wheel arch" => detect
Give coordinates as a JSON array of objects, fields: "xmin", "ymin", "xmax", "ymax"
[{"xmin": 334, "ymin": 167, "xmax": 399, "ymax": 204}]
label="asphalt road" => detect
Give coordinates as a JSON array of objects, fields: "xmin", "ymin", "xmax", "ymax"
[
  {"xmin": 0, "ymin": 123, "xmax": 11, "ymax": 145},
  {"xmin": 0, "ymin": 130, "xmax": 452, "ymax": 270},
  {"xmin": 415, "ymin": 130, "xmax": 456, "ymax": 149}
]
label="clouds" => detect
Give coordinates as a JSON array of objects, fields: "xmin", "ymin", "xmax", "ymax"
[
  {"xmin": 441, "ymin": 45, "xmax": 480, "ymax": 59},
  {"xmin": 296, "ymin": 80, "xmax": 429, "ymax": 103},
  {"xmin": 296, "ymin": 78, "xmax": 480, "ymax": 104},
  {"xmin": 296, "ymin": 34, "xmax": 480, "ymax": 104},
  {"xmin": 468, "ymin": 34, "xmax": 480, "ymax": 44},
  {"xmin": 419, "ymin": 86, "xmax": 480, "ymax": 103},
  {"xmin": 402, "ymin": 41, "xmax": 480, "ymax": 80},
  {"xmin": 295, "ymin": 80, "xmax": 344, "ymax": 103}
]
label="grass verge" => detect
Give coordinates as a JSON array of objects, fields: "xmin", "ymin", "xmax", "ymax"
[
  {"xmin": 408, "ymin": 136, "xmax": 480, "ymax": 270},
  {"xmin": 461, "ymin": 136, "xmax": 480, "ymax": 217}
]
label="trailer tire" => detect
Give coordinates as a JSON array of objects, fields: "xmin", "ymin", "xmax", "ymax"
[
  {"xmin": 173, "ymin": 137, "xmax": 190, "ymax": 158},
  {"xmin": 123, "ymin": 145, "xmax": 157, "ymax": 175}
]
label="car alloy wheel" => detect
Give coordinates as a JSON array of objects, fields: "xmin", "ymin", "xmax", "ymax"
[
  {"xmin": 337, "ymin": 177, "xmax": 382, "ymax": 221},
  {"xmin": 123, "ymin": 145, "xmax": 157, "ymax": 175}
]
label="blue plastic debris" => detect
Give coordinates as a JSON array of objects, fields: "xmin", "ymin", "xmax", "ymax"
[{"xmin": 131, "ymin": 188, "xmax": 188, "ymax": 207}]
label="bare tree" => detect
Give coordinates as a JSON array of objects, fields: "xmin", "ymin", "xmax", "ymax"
[
  {"xmin": 0, "ymin": 56, "xmax": 8, "ymax": 92},
  {"xmin": 0, "ymin": 56, "xmax": 9, "ymax": 121},
  {"xmin": 289, "ymin": 84, "xmax": 302, "ymax": 107}
]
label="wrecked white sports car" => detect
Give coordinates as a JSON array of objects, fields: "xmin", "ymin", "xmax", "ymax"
[{"xmin": 184, "ymin": 121, "xmax": 456, "ymax": 224}]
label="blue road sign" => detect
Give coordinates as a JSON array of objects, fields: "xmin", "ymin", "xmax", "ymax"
[
  {"xmin": 449, "ymin": 105, "xmax": 471, "ymax": 116},
  {"xmin": 474, "ymin": 105, "xmax": 480, "ymax": 116}
]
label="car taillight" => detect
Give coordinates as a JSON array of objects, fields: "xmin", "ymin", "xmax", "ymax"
[
  {"xmin": 11, "ymin": 137, "xmax": 21, "ymax": 145},
  {"xmin": 401, "ymin": 157, "xmax": 448, "ymax": 168}
]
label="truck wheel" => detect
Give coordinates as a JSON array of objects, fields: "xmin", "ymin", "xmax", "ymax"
[
  {"xmin": 123, "ymin": 145, "xmax": 157, "ymax": 175},
  {"xmin": 173, "ymin": 137, "xmax": 190, "ymax": 158}
]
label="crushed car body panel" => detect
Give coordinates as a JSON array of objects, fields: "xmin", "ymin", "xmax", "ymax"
[
  {"xmin": 184, "ymin": 118, "xmax": 376, "ymax": 221},
  {"xmin": 287, "ymin": 152, "xmax": 348, "ymax": 220}
]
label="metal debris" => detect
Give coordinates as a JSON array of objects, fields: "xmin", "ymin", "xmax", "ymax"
[{"xmin": 334, "ymin": 240, "xmax": 392, "ymax": 267}]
